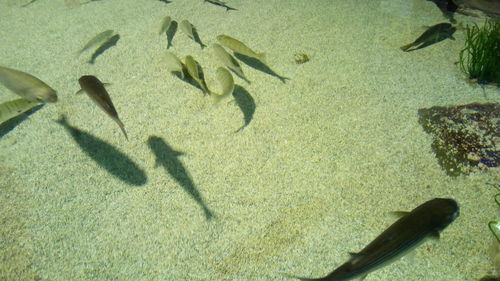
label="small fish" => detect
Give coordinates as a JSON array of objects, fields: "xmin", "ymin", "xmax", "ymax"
[
  {"xmin": 204, "ymin": 0, "xmax": 237, "ymax": 11},
  {"xmin": 164, "ymin": 52, "xmax": 185, "ymax": 79},
  {"xmin": 0, "ymin": 98, "xmax": 39, "ymax": 125},
  {"xmin": 0, "ymin": 66, "xmax": 58, "ymax": 103},
  {"xmin": 212, "ymin": 67, "xmax": 234, "ymax": 104},
  {"xmin": 77, "ymin": 30, "xmax": 114, "ymax": 55},
  {"xmin": 217, "ymin": 34, "xmax": 266, "ymax": 63},
  {"xmin": 76, "ymin": 75, "xmax": 128, "ymax": 140},
  {"xmin": 179, "ymin": 20, "xmax": 206, "ymax": 49},
  {"xmin": 184, "ymin": 55, "xmax": 211, "ymax": 95},
  {"xmin": 286, "ymin": 198, "xmax": 459, "ymax": 281},
  {"xmin": 212, "ymin": 43, "xmax": 249, "ymax": 83},
  {"xmin": 159, "ymin": 16, "xmax": 172, "ymax": 35},
  {"xmin": 87, "ymin": 34, "xmax": 120, "ymax": 64},
  {"xmin": 400, "ymin": 23, "xmax": 456, "ymax": 52}
]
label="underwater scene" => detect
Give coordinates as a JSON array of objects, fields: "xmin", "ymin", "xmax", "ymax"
[{"xmin": 0, "ymin": 0, "xmax": 499, "ymax": 280}]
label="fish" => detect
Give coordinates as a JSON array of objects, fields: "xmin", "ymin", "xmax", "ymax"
[
  {"xmin": 179, "ymin": 20, "xmax": 206, "ymax": 49},
  {"xmin": 76, "ymin": 75, "xmax": 128, "ymax": 140},
  {"xmin": 217, "ymin": 34, "xmax": 266, "ymax": 63},
  {"xmin": 212, "ymin": 43, "xmax": 249, "ymax": 83},
  {"xmin": 400, "ymin": 23, "xmax": 456, "ymax": 52},
  {"xmin": 164, "ymin": 52, "xmax": 186, "ymax": 79},
  {"xmin": 286, "ymin": 198, "xmax": 459, "ymax": 281},
  {"xmin": 0, "ymin": 98, "xmax": 39, "ymax": 125},
  {"xmin": 204, "ymin": 0, "xmax": 237, "ymax": 11},
  {"xmin": 0, "ymin": 66, "xmax": 58, "ymax": 103},
  {"xmin": 159, "ymin": 16, "xmax": 172, "ymax": 35},
  {"xmin": 77, "ymin": 30, "xmax": 114, "ymax": 55},
  {"xmin": 88, "ymin": 34, "xmax": 120, "ymax": 64},
  {"xmin": 212, "ymin": 67, "xmax": 234, "ymax": 104},
  {"xmin": 184, "ymin": 55, "xmax": 211, "ymax": 95}
]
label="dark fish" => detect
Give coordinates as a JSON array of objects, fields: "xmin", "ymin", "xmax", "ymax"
[
  {"xmin": 204, "ymin": 0, "xmax": 237, "ymax": 11},
  {"xmin": 287, "ymin": 198, "xmax": 459, "ymax": 281},
  {"xmin": 400, "ymin": 23, "xmax": 456, "ymax": 52},
  {"xmin": 426, "ymin": 0, "xmax": 458, "ymax": 22},
  {"xmin": 77, "ymin": 75, "xmax": 128, "ymax": 140}
]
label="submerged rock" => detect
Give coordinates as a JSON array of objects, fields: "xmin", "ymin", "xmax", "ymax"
[
  {"xmin": 418, "ymin": 102, "xmax": 499, "ymax": 176},
  {"xmin": 453, "ymin": 0, "xmax": 500, "ymax": 17}
]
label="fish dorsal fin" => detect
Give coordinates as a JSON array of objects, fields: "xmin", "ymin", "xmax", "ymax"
[{"xmin": 390, "ymin": 211, "xmax": 410, "ymax": 219}]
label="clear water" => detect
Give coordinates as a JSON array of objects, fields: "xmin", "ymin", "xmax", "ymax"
[{"xmin": 0, "ymin": 0, "xmax": 498, "ymax": 280}]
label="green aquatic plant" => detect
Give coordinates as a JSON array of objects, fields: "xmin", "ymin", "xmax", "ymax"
[
  {"xmin": 459, "ymin": 19, "xmax": 500, "ymax": 85},
  {"xmin": 488, "ymin": 183, "xmax": 500, "ymax": 243}
]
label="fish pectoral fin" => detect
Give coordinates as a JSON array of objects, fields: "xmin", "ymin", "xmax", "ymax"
[
  {"xmin": 390, "ymin": 211, "xmax": 411, "ymax": 218},
  {"xmin": 75, "ymin": 88, "xmax": 85, "ymax": 95},
  {"xmin": 102, "ymin": 82, "xmax": 112, "ymax": 87}
]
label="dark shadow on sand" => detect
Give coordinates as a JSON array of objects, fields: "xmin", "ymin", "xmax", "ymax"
[
  {"xmin": 56, "ymin": 115, "xmax": 147, "ymax": 186},
  {"xmin": 234, "ymin": 53, "xmax": 289, "ymax": 83},
  {"xmin": 232, "ymin": 85, "xmax": 255, "ymax": 133},
  {"xmin": 165, "ymin": 20, "xmax": 178, "ymax": 49},
  {"xmin": 192, "ymin": 28, "xmax": 207, "ymax": 49},
  {"xmin": 147, "ymin": 136, "xmax": 214, "ymax": 220},
  {"xmin": 0, "ymin": 104, "xmax": 44, "ymax": 138}
]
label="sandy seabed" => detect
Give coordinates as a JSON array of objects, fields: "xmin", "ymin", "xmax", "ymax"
[{"xmin": 0, "ymin": 0, "xmax": 499, "ymax": 280}]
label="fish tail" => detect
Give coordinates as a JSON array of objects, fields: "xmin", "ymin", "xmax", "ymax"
[{"xmin": 114, "ymin": 118, "xmax": 128, "ymax": 140}]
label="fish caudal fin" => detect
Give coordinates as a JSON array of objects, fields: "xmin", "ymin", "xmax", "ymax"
[{"xmin": 113, "ymin": 117, "xmax": 128, "ymax": 140}]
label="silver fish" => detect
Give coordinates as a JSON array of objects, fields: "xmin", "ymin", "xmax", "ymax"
[
  {"xmin": 287, "ymin": 198, "xmax": 459, "ymax": 281},
  {"xmin": 77, "ymin": 75, "xmax": 128, "ymax": 140},
  {"xmin": 0, "ymin": 98, "xmax": 39, "ymax": 125},
  {"xmin": 0, "ymin": 66, "xmax": 57, "ymax": 103}
]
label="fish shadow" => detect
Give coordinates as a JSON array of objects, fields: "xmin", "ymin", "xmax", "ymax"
[
  {"xmin": 402, "ymin": 35, "xmax": 455, "ymax": 52},
  {"xmin": 234, "ymin": 53, "xmax": 289, "ymax": 83},
  {"xmin": 147, "ymin": 136, "xmax": 214, "ymax": 220},
  {"xmin": 165, "ymin": 20, "xmax": 178, "ymax": 49},
  {"xmin": 173, "ymin": 65, "xmax": 210, "ymax": 96},
  {"xmin": 56, "ymin": 115, "xmax": 147, "ymax": 186},
  {"xmin": 0, "ymin": 104, "xmax": 44, "ymax": 138},
  {"xmin": 88, "ymin": 34, "xmax": 120, "ymax": 64},
  {"xmin": 192, "ymin": 28, "xmax": 207, "ymax": 49},
  {"xmin": 232, "ymin": 85, "xmax": 255, "ymax": 133},
  {"xmin": 158, "ymin": 0, "xmax": 172, "ymax": 4}
]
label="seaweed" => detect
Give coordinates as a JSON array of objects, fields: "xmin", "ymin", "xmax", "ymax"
[{"xmin": 459, "ymin": 18, "xmax": 500, "ymax": 85}]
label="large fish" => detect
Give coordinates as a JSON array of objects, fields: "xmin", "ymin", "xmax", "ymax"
[
  {"xmin": 287, "ymin": 198, "xmax": 459, "ymax": 281},
  {"xmin": 0, "ymin": 66, "xmax": 58, "ymax": 103},
  {"xmin": 76, "ymin": 75, "xmax": 128, "ymax": 140}
]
